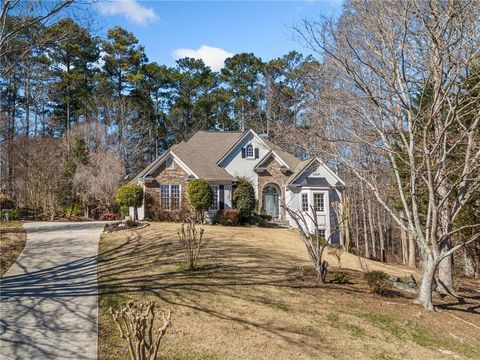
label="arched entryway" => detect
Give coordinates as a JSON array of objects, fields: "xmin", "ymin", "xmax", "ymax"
[{"xmin": 262, "ymin": 184, "xmax": 280, "ymax": 219}]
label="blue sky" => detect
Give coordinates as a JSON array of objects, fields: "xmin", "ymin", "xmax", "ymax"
[{"xmin": 96, "ymin": 0, "xmax": 343, "ymax": 71}]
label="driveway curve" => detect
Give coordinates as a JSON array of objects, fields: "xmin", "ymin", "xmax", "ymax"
[{"xmin": 0, "ymin": 222, "xmax": 106, "ymax": 360}]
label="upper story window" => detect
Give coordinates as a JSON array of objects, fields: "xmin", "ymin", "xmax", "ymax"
[
  {"xmin": 166, "ymin": 158, "xmax": 174, "ymax": 170},
  {"xmin": 245, "ymin": 144, "xmax": 254, "ymax": 158},
  {"xmin": 313, "ymin": 193, "xmax": 325, "ymax": 212}
]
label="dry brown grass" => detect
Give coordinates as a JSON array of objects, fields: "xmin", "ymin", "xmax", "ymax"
[
  {"xmin": 0, "ymin": 223, "xmax": 27, "ymax": 276},
  {"xmin": 98, "ymin": 223, "xmax": 480, "ymax": 360}
]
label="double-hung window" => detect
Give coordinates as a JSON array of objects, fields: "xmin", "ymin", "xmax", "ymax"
[
  {"xmin": 301, "ymin": 193, "xmax": 309, "ymax": 212},
  {"xmin": 171, "ymin": 185, "xmax": 180, "ymax": 210},
  {"xmin": 160, "ymin": 184, "xmax": 180, "ymax": 211},
  {"xmin": 313, "ymin": 193, "xmax": 325, "ymax": 212},
  {"xmin": 210, "ymin": 185, "xmax": 219, "ymax": 211},
  {"xmin": 317, "ymin": 229, "xmax": 326, "ymax": 239}
]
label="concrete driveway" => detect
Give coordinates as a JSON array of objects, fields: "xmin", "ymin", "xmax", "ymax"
[{"xmin": 0, "ymin": 222, "xmax": 106, "ymax": 360}]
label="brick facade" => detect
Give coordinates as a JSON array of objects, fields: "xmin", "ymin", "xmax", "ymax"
[
  {"xmin": 257, "ymin": 155, "xmax": 292, "ymax": 219},
  {"xmin": 144, "ymin": 159, "xmax": 190, "ymax": 218}
]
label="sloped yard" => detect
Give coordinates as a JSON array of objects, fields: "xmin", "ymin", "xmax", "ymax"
[{"xmin": 98, "ymin": 223, "xmax": 480, "ymax": 360}]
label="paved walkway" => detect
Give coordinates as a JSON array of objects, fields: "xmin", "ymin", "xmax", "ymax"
[{"xmin": 0, "ymin": 222, "xmax": 106, "ymax": 359}]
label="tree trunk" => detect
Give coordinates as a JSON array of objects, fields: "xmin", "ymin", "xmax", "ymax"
[
  {"xmin": 133, "ymin": 206, "xmax": 138, "ymax": 222},
  {"xmin": 360, "ymin": 182, "xmax": 369, "ymax": 258},
  {"xmin": 463, "ymin": 251, "xmax": 477, "ymax": 278},
  {"xmin": 408, "ymin": 234, "xmax": 416, "ymax": 268},
  {"xmin": 438, "ymin": 242, "xmax": 455, "ymax": 295},
  {"xmin": 414, "ymin": 254, "xmax": 436, "ymax": 310},
  {"xmin": 377, "ymin": 206, "xmax": 386, "ymax": 262},
  {"xmin": 367, "ymin": 199, "xmax": 377, "ymax": 259}
]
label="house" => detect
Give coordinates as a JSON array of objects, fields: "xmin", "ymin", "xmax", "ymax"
[{"xmin": 130, "ymin": 129, "xmax": 345, "ymax": 240}]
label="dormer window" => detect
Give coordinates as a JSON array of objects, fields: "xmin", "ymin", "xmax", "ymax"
[
  {"xmin": 241, "ymin": 143, "xmax": 259, "ymax": 159},
  {"xmin": 245, "ymin": 144, "xmax": 254, "ymax": 158}
]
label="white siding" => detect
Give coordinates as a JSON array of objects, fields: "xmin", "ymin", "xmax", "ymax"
[{"xmin": 219, "ymin": 132, "xmax": 270, "ymax": 197}]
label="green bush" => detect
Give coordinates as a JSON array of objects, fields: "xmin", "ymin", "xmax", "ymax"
[
  {"xmin": 65, "ymin": 204, "xmax": 83, "ymax": 217},
  {"xmin": 120, "ymin": 206, "xmax": 129, "ymax": 218},
  {"xmin": 213, "ymin": 209, "xmax": 240, "ymax": 226},
  {"xmin": 2, "ymin": 208, "xmax": 20, "ymax": 221},
  {"xmin": 332, "ymin": 272, "xmax": 351, "ymax": 284},
  {"xmin": 187, "ymin": 179, "xmax": 213, "ymax": 217},
  {"xmin": 364, "ymin": 270, "xmax": 393, "ymax": 295},
  {"xmin": 233, "ymin": 178, "xmax": 255, "ymax": 219}
]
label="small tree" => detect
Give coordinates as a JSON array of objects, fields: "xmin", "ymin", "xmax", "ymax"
[
  {"xmin": 186, "ymin": 179, "xmax": 213, "ymax": 222},
  {"xmin": 233, "ymin": 178, "xmax": 255, "ymax": 220},
  {"xmin": 177, "ymin": 221, "xmax": 204, "ymax": 271},
  {"xmin": 116, "ymin": 184, "xmax": 143, "ymax": 221},
  {"xmin": 285, "ymin": 203, "xmax": 350, "ymax": 284}
]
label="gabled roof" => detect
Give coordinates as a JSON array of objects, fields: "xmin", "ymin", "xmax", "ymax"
[
  {"xmin": 262, "ymin": 139, "xmax": 301, "ymax": 170},
  {"xmin": 172, "ymin": 131, "xmax": 243, "ymax": 181},
  {"xmin": 131, "ymin": 130, "xmax": 342, "ymax": 185},
  {"xmin": 287, "ymin": 157, "xmax": 345, "ymax": 187},
  {"xmin": 254, "ymin": 150, "xmax": 290, "ymax": 171}
]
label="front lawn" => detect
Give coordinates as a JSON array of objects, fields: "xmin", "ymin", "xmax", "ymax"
[{"xmin": 98, "ymin": 223, "xmax": 480, "ymax": 360}]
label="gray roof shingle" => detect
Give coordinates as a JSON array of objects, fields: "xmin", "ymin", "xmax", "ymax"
[{"xmin": 172, "ymin": 131, "xmax": 244, "ymax": 180}]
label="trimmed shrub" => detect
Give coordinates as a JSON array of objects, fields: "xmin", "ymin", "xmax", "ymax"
[
  {"xmin": 364, "ymin": 270, "xmax": 393, "ymax": 295},
  {"xmin": 233, "ymin": 178, "xmax": 255, "ymax": 220},
  {"xmin": 120, "ymin": 206, "xmax": 129, "ymax": 218},
  {"xmin": 213, "ymin": 209, "xmax": 240, "ymax": 226},
  {"xmin": 186, "ymin": 179, "xmax": 213, "ymax": 220}
]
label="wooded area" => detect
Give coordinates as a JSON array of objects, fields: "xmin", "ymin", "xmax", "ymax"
[{"xmin": 1, "ymin": 0, "xmax": 479, "ymax": 310}]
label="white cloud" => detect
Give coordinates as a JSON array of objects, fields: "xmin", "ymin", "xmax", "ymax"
[
  {"xmin": 172, "ymin": 45, "xmax": 234, "ymax": 72},
  {"xmin": 99, "ymin": 0, "xmax": 157, "ymax": 25}
]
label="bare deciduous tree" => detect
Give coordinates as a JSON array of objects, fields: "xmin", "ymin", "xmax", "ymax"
[
  {"xmin": 295, "ymin": 0, "xmax": 480, "ymax": 309},
  {"xmin": 73, "ymin": 150, "xmax": 124, "ymax": 217}
]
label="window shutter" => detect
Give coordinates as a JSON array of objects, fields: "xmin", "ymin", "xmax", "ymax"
[
  {"xmin": 255, "ymin": 148, "xmax": 259, "ymax": 159},
  {"xmin": 241, "ymin": 148, "xmax": 246, "ymax": 158},
  {"xmin": 219, "ymin": 185, "xmax": 224, "ymax": 210}
]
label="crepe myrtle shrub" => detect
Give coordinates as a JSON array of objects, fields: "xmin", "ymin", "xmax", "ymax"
[
  {"xmin": 116, "ymin": 184, "xmax": 143, "ymax": 221},
  {"xmin": 233, "ymin": 178, "xmax": 255, "ymax": 221},
  {"xmin": 186, "ymin": 179, "xmax": 213, "ymax": 222},
  {"xmin": 177, "ymin": 221, "xmax": 204, "ymax": 270},
  {"xmin": 110, "ymin": 300, "xmax": 171, "ymax": 360}
]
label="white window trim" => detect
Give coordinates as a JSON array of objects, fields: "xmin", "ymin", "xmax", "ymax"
[
  {"xmin": 301, "ymin": 192, "xmax": 309, "ymax": 212},
  {"xmin": 313, "ymin": 191, "xmax": 326, "ymax": 213},
  {"xmin": 245, "ymin": 143, "xmax": 255, "ymax": 159},
  {"xmin": 160, "ymin": 184, "xmax": 182, "ymax": 211}
]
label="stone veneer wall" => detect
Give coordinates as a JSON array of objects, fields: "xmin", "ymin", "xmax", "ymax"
[
  {"xmin": 144, "ymin": 159, "xmax": 190, "ymax": 218},
  {"xmin": 256, "ymin": 156, "xmax": 292, "ymax": 219}
]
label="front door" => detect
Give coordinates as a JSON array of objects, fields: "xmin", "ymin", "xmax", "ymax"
[{"xmin": 263, "ymin": 185, "xmax": 279, "ymax": 219}]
